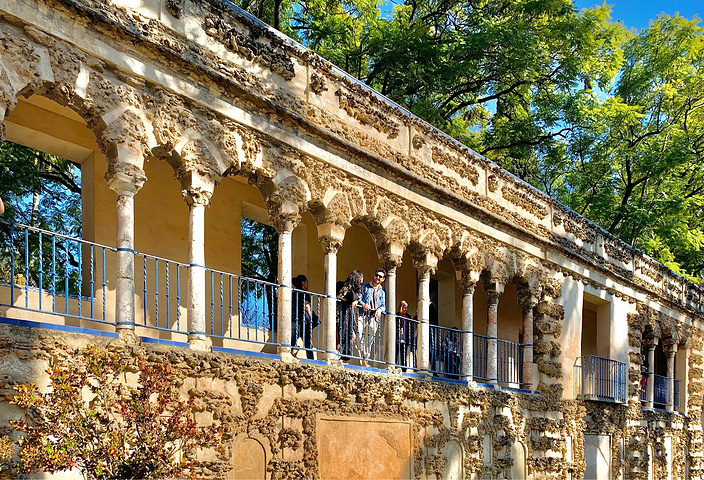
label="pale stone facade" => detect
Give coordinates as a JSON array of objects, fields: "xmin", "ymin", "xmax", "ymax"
[{"xmin": 0, "ymin": 0, "xmax": 702, "ymax": 478}]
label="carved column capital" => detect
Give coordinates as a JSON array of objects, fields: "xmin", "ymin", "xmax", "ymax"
[
  {"xmin": 317, "ymin": 222, "xmax": 346, "ymax": 254},
  {"xmin": 487, "ymin": 290, "xmax": 501, "ymax": 306},
  {"xmin": 413, "ymin": 251, "xmax": 438, "ymax": 279},
  {"xmin": 517, "ymin": 291, "xmax": 539, "ymax": 311},
  {"xmin": 663, "ymin": 338, "xmax": 678, "ymax": 356},
  {"xmin": 179, "ymin": 170, "xmax": 216, "ymax": 207},
  {"xmin": 106, "ymin": 169, "xmax": 146, "ymax": 197},
  {"xmin": 458, "ymin": 278, "xmax": 476, "ymax": 295}
]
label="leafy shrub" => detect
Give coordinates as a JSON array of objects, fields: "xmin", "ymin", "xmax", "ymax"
[{"xmin": 6, "ymin": 345, "xmax": 222, "ymax": 479}]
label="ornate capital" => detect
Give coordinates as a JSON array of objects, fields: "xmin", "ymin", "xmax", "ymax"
[
  {"xmin": 383, "ymin": 256, "xmax": 402, "ymax": 273},
  {"xmin": 317, "ymin": 222, "xmax": 346, "ymax": 254},
  {"xmin": 663, "ymin": 338, "xmax": 678, "ymax": 356},
  {"xmin": 487, "ymin": 290, "xmax": 501, "ymax": 306},
  {"xmin": 106, "ymin": 168, "xmax": 146, "ymax": 197},
  {"xmin": 178, "ymin": 169, "xmax": 216, "ymax": 207},
  {"xmin": 517, "ymin": 291, "xmax": 539, "ymax": 310},
  {"xmin": 412, "ymin": 251, "xmax": 438, "ymax": 278}
]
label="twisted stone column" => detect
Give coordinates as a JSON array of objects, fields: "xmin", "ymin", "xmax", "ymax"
[{"xmin": 107, "ymin": 170, "xmax": 145, "ymax": 343}]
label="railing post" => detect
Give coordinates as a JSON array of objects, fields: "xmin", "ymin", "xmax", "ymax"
[
  {"xmin": 107, "ymin": 171, "xmax": 144, "ymax": 343},
  {"xmin": 317, "ymin": 223, "xmax": 345, "ymax": 362},
  {"xmin": 180, "ymin": 171, "xmax": 216, "ymax": 351}
]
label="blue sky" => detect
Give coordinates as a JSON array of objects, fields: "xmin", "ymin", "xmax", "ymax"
[{"xmin": 573, "ymin": 0, "xmax": 701, "ymax": 30}]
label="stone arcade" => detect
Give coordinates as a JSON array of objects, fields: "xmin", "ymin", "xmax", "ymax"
[{"xmin": 0, "ymin": 0, "xmax": 702, "ymax": 478}]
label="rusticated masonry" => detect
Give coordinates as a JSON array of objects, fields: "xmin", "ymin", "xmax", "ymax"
[{"xmin": 1, "ymin": 325, "xmax": 679, "ymax": 480}]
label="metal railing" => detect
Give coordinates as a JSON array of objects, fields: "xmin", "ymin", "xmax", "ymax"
[
  {"xmin": 1, "ymin": 220, "xmax": 115, "ymax": 324},
  {"xmin": 640, "ymin": 374, "xmax": 681, "ymax": 408},
  {"xmin": 473, "ymin": 334, "xmax": 489, "ymax": 381},
  {"xmin": 575, "ymin": 355, "xmax": 627, "ymax": 403},
  {"xmin": 395, "ymin": 314, "xmax": 418, "ymax": 371},
  {"xmin": 497, "ymin": 338, "xmax": 524, "ymax": 385},
  {"xmin": 2, "ymin": 221, "xmax": 543, "ymax": 378},
  {"xmin": 429, "ymin": 324, "xmax": 463, "ymax": 377},
  {"xmin": 336, "ymin": 303, "xmax": 383, "ymax": 365}
]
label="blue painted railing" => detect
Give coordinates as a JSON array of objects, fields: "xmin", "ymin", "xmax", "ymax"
[
  {"xmin": 1, "ymin": 220, "xmax": 114, "ymax": 324},
  {"xmin": 429, "ymin": 324, "xmax": 463, "ymax": 377},
  {"xmin": 497, "ymin": 338, "xmax": 524, "ymax": 385},
  {"xmin": 575, "ymin": 355, "xmax": 627, "ymax": 403},
  {"xmin": 640, "ymin": 373, "xmax": 680, "ymax": 408}
]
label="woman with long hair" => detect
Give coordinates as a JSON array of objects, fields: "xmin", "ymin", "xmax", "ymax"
[{"xmin": 337, "ymin": 270, "xmax": 363, "ymax": 359}]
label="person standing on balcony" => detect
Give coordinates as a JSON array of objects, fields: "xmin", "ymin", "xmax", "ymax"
[
  {"xmin": 291, "ymin": 274, "xmax": 319, "ymax": 360},
  {"xmin": 358, "ymin": 268, "xmax": 386, "ymax": 366},
  {"xmin": 337, "ymin": 270, "xmax": 363, "ymax": 361},
  {"xmin": 396, "ymin": 300, "xmax": 415, "ymax": 370}
]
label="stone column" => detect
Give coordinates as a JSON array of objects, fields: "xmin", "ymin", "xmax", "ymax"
[
  {"xmin": 665, "ymin": 340, "xmax": 677, "ymax": 411},
  {"xmin": 383, "ymin": 253, "xmax": 402, "ymax": 367},
  {"xmin": 276, "ymin": 217, "xmax": 296, "ymax": 359},
  {"xmin": 519, "ymin": 294, "xmax": 538, "ymax": 390},
  {"xmin": 414, "ymin": 253, "xmax": 437, "ymax": 373},
  {"xmin": 646, "ymin": 340, "xmax": 657, "ymax": 408},
  {"xmin": 181, "ymin": 172, "xmax": 215, "ymax": 351},
  {"xmin": 460, "ymin": 281, "xmax": 475, "ymax": 382},
  {"xmin": 317, "ymin": 222, "xmax": 346, "ymax": 361},
  {"xmin": 107, "ymin": 171, "xmax": 145, "ymax": 343},
  {"xmin": 486, "ymin": 287, "xmax": 501, "ymax": 385}
]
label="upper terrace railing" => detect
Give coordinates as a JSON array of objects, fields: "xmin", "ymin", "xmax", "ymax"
[
  {"xmin": 574, "ymin": 355, "xmax": 627, "ymax": 404},
  {"xmin": 640, "ymin": 374, "xmax": 680, "ymax": 408},
  {"xmin": 2, "ymin": 220, "xmax": 531, "ymax": 380}
]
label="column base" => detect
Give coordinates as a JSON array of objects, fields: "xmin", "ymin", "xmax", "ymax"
[
  {"xmin": 280, "ymin": 351, "xmax": 299, "ymax": 364},
  {"xmin": 116, "ymin": 328, "xmax": 140, "ymax": 345},
  {"xmin": 188, "ymin": 334, "xmax": 209, "ymax": 351},
  {"xmin": 326, "ymin": 358, "xmax": 345, "ymax": 368}
]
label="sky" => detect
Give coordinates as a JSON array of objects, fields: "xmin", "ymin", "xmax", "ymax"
[{"xmin": 573, "ymin": 0, "xmax": 701, "ymax": 30}]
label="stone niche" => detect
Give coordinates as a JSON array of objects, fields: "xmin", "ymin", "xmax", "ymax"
[{"xmin": 317, "ymin": 415, "xmax": 412, "ymax": 479}]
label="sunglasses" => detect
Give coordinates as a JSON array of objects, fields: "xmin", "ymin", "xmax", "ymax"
[{"xmin": 374, "ymin": 274, "xmax": 385, "ymax": 278}]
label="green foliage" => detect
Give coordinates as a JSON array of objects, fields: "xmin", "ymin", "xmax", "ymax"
[
  {"xmin": 233, "ymin": 0, "xmax": 704, "ymax": 278},
  {"xmin": 0, "ymin": 141, "xmax": 81, "ymax": 234},
  {"xmin": 7, "ymin": 345, "xmax": 222, "ymax": 480},
  {"xmin": 558, "ymin": 14, "xmax": 704, "ymax": 277},
  {"xmin": 0, "ymin": 141, "xmax": 82, "ymax": 289},
  {"xmin": 241, "ymin": 217, "xmax": 278, "ymax": 283}
]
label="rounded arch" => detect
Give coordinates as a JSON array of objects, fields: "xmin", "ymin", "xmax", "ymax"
[{"xmin": 0, "ymin": 29, "xmax": 157, "ymax": 184}]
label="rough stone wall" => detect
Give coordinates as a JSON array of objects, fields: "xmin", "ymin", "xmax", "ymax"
[{"xmin": 0, "ymin": 324, "xmax": 657, "ymax": 480}]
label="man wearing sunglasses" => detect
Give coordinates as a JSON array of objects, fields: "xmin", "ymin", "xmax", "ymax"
[{"xmin": 357, "ymin": 268, "xmax": 386, "ymax": 366}]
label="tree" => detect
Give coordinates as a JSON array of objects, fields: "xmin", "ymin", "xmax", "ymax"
[
  {"xmin": 6, "ymin": 345, "xmax": 223, "ymax": 480},
  {"xmin": 240, "ymin": 217, "xmax": 279, "ymax": 329},
  {"xmin": 558, "ymin": 15, "xmax": 704, "ymax": 276},
  {"xmin": 0, "ymin": 141, "xmax": 81, "ymax": 234},
  {"xmin": 0, "ymin": 141, "xmax": 82, "ymax": 290}
]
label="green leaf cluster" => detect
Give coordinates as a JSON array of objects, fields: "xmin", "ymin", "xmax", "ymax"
[
  {"xmin": 6, "ymin": 345, "xmax": 224, "ymax": 480},
  {"xmin": 233, "ymin": 0, "xmax": 704, "ymax": 278}
]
